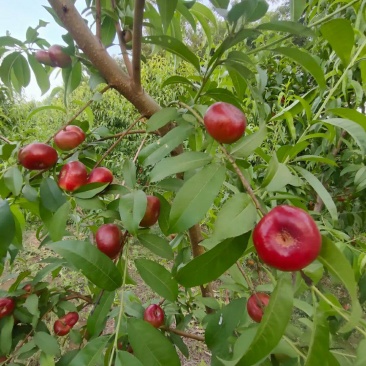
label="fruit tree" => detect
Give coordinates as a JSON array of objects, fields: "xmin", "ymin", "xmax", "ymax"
[{"xmin": 0, "ymin": 0, "xmax": 366, "ymax": 365}]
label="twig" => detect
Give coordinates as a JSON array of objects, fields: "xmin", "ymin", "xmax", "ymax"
[
  {"xmin": 0, "ymin": 135, "xmax": 11, "ymax": 144},
  {"xmin": 64, "ymin": 291, "xmax": 93, "ymax": 304},
  {"xmin": 133, "ymin": 134, "xmax": 147, "ymax": 162},
  {"xmin": 94, "ymin": 115, "xmax": 145, "ymax": 168},
  {"xmin": 46, "ymin": 84, "xmax": 111, "ymax": 143},
  {"xmin": 95, "ymin": 129, "xmax": 157, "ymax": 142},
  {"xmin": 111, "ymin": 0, "xmax": 133, "ymax": 76},
  {"xmin": 96, "ymin": 0, "xmax": 102, "ymax": 41},
  {"xmin": 236, "ymin": 261, "xmax": 256, "ymax": 292},
  {"xmin": 162, "ymin": 326, "xmax": 205, "ymax": 342},
  {"xmin": 132, "ymin": 0, "xmax": 145, "ymax": 90}
]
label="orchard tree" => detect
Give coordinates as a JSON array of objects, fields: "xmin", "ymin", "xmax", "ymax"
[{"xmin": 0, "ymin": 0, "xmax": 366, "ymax": 365}]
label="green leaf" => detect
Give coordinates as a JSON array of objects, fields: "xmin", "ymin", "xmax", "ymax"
[
  {"xmin": 320, "ymin": 19, "xmax": 354, "ymax": 66},
  {"xmin": 143, "ymin": 36, "xmax": 200, "ymax": 72},
  {"xmin": 137, "ymin": 233, "xmax": 174, "ymax": 260},
  {"xmin": 290, "ymin": 0, "xmax": 306, "ymax": 20},
  {"xmin": 318, "ymin": 118, "xmax": 366, "ymax": 155},
  {"xmin": 27, "ymin": 105, "xmax": 66, "ymax": 121},
  {"xmin": 73, "ymin": 182, "xmax": 110, "ymax": 199},
  {"xmin": 0, "ymin": 316, "xmax": 14, "ymax": 355},
  {"xmin": 63, "ymin": 61, "xmax": 82, "ymax": 98},
  {"xmin": 318, "ymin": 236, "xmax": 363, "ymax": 333},
  {"xmin": 257, "ymin": 20, "xmax": 314, "ymax": 36},
  {"xmin": 169, "ymin": 164, "xmax": 226, "ymax": 233},
  {"xmin": 0, "ymin": 199, "xmax": 15, "ymax": 257},
  {"xmin": 3, "ymin": 166, "xmax": 23, "ymax": 196},
  {"xmin": 139, "ymin": 123, "xmax": 194, "ymax": 167},
  {"xmin": 119, "ymin": 190, "xmax": 146, "ymax": 235},
  {"xmin": 293, "ymin": 166, "xmax": 338, "ymax": 222},
  {"xmin": 128, "ymin": 319, "xmax": 180, "ymax": 366},
  {"xmin": 40, "ymin": 178, "xmax": 67, "ymax": 212},
  {"xmin": 122, "ymin": 159, "xmax": 136, "ymax": 189},
  {"xmin": 48, "ymin": 240, "xmax": 122, "ymax": 290},
  {"xmin": 157, "ymin": 0, "xmax": 178, "ymax": 33},
  {"xmin": 47, "ymin": 201, "xmax": 71, "ymax": 241},
  {"xmin": 27, "ymin": 53, "xmax": 50, "ymax": 94},
  {"xmin": 34, "ymin": 332, "xmax": 60, "ymax": 357},
  {"xmin": 355, "ymin": 339, "xmax": 366, "ymax": 366},
  {"xmin": 116, "ymin": 351, "xmax": 144, "ymax": 366},
  {"xmin": 304, "ymin": 308, "xmax": 330, "ymax": 366},
  {"xmin": 135, "ymin": 258, "xmax": 178, "ymax": 302},
  {"xmin": 230, "ymin": 125, "xmax": 267, "ymax": 158},
  {"xmin": 176, "ymin": 233, "xmax": 250, "ymax": 287},
  {"xmin": 234, "ymin": 273, "xmax": 293, "ymax": 365},
  {"xmin": 12, "ymin": 53, "xmax": 31, "ymax": 90},
  {"xmin": 227, "ymin": 0, "xmax": 268, "ymax": 23},
  {"xmin": 101, "ymin": 16, "xmax": 116, "ymax": 46},
  {"xmin": 162, "ymin": 75, "xmax": 194, "ymax": 89},
  {"xmin": 150, "ymin": 151, "xmax": 212, "ymax": 182},
  {"xmin": 146, "ymin": 108, "xmax": 180, "ymax": 132},
  {"xmin": 69, "ymin": 336, "xmax": 110, "ymax": 366},
  {"xmin": 87, "ymin": 291, "xmax": 115, "ymax": 339},
  {"xmin": 273, "ymin": 48, "xmax": 326, "ymax": 89},
  {"xmin": 213, "ymin": 194, "xmax": 256, "ymax": 240}
]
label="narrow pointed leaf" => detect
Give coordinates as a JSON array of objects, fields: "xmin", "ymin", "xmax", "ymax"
[
  {"xmin": 34, "ymin": 332, "xmax": 60, "ymax": 357},
  {"xmin": 128, "ymin": 319, "xmax": 180, "ymax": 366},
  {"xmin": 257, "ymin": 20, "xmax": 314, "ymax": 36},
  {"xmin": 137, "ymin": 233, "xmax": 174, "ymax": 260},
  {"xmin": 147, "ymin": 107, "xmax": 180, "ymax": 132},
  {"xmin": 230, "ymin": 125, "xmax": 267, "ymax": 158},
  {"xmin": 150, "ymin": 152, "xmax": 212, "ymax": 182},
  {"xmin": 40, "ymin": 178, "xmax": 66, "ymax": 212},
  {"xmin": 176, "ymin": 233, "xmax": 250, "ymax": 287},
  {"xmin": 135, "ymin": 259, "xmax": 178, "ymax": 301},
  {"xmin": 4, "ymin": 167, "xmax": 23, "ymax": 196},
  {"xmin": 48, "ymin": 240, "xmax": 122, "ymax": 290},
  {"xmin": 27, "ymin": 53, "xmax": 50, "ymax": 94},
  {"xmin": 68, "ymin": 336, "xmax": 109, "ymax": 366},
  {"xmin": 157, "ymin": 0, "xmax": 178, "ymax": 33},
  {"xmin": 169, "ymin": 164, "xmax": 226, "ymax": 233},
  {"xmin": 116, "ymin": 351, "xmax": 144, "ymax": 366},
  {"xmin": 0, "ymin": 199, "xmax": 15, "ymax": 257}
]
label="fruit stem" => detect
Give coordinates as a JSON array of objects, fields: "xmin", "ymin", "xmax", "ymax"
[
  {"xmin": 0, "ymin": 135, "xmax": 11, "ymax": 144},
  {"xmin": 311, "ymin": 286, "xmax": 366, "ymax": 337},
  {"xmin": 109, "ymin": 241, "xmax": 131, "ymax": 366},
  {"xmin": 283, "ymin": 335, "xmax": 306, "ymax": 360},
  {"xmin": 220, "ymin": 146, "xmax": 266, "ymax": 216},
  {"xmin": 161, "ymin": 326, "xmax": 205, "ymax": 342},
  {"xmin": 236, "ymin": 261, "xmax": 256, "ymax": 292},
  {"xmin": 94, "ymin": 115, "xmax": 145, "ymax": 169},
  {"xmin": 133, "ymin": 134, "xmax": 148, "ymax": 163},
  {"xmin": 46, "ymin": 84, "xmax": 111, "ymax": 143}
]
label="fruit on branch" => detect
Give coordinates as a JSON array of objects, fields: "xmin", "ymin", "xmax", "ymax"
[
  {"xmin": 140, "ymin": 195, "xmax": 161, "ymax": 227},
  {"xmin": 22, "ymin": 284, "xmax": 32, "ymax": 293},
  {"xmin": 54, "ymin": 312, "xmax": 79, "ymax": 336},
  {"xmin": 87, "ymin": 167, "xmax": 114, "ymax": 185},
  {"xmin": 58, "ymin": 161, "xmax": 88, "ymax": 191},
  {"xmin": 0, "ymin": 297, "xmax": 15, "ymax": 319},
  {"xmin": 247, "ymin": 293, "xmax": 270, "ymax": 323},
  {"xmin": 18, "ymin": 143, "xmax": 58, "ymax": 170},
  {"xmin": 0, "ymin": 356, "xmax": 7, "ymax": 363},
  {"xmin": 143, "ymin": 304, "xmax": 165, "ymax": 328},
  {"xmin": 253, "ymin": 205, "xmax": 321, "ymax": 271},
  {"xmin": 48, "ymin": 45, "xmax": 72, "ymax": 68},
  {"xmin": 35, "ymin": 50, "xmax": 56, "ymax": 66},
  {"xmin": 122, "ymin": 29, "xmax": 132, "ymax": 43},
  {"xmin": 96, "ymin": 223, "xmax": 123, "ymax": 259},
  {"xmin": 54, "ymin": 125, "xmax": 86, "ymax": 151},
  {"xmin": 203, "ymin": 102, "xmax": 247, "ymax": 144}
]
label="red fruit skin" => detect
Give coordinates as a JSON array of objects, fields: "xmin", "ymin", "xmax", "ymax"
[
  {"xmin": 54, "ymin": 125, "xmax": 86, "ymax": 151},
  {"xmin": 48, "ymin": 45, "xmax": 72, "ymax": 68},
  {"xmin": 96, "ymin": 224, "xmax": 123, "ymax": 259},
  {"xmin": 140, "ymin": 196, "xmax": 161, "ymax": 227},
  {"xmin": 203, "ymin": 102, "xmax": 247, "ymax": 144},
  {"xmin": 58, "ymin": 161, "xmax": 88, "ymax": 192},
  {"xmin": 18, "ymin": 143, "xmax": 58, "ymax": 170},
  {"xmin": 0, "ymin": 297, "xmax": 15, "ymax": 319},
  {"xmin": 247, "ymin": 293, "xmax": 270, "ymax": 323},
  {"xmin": 143, "ymin": 304, "xmax": 165, "ymax": 328},
  {"xmin": 253, "ymin": 205, "xmax": 321, "ymax": 271},
  {"xmin": 87, "ymin": 167, "xmax": 114, "ymax": 185},
  {"xmin": 22, "ymin": 284, "xmax": 32, "ymax": 293},
  {"xmin": 53, "ymin": 319, "xmax": 71, "ymax": 336},
  {"xmin": 62, "ymin": 312, "xmax": 79, "ymax": 327},
  {"xmin": 0, "ymin": 355, "xmax": 7, "ymax": 363},
  {"xmin": 35, "ymin": 50, "xmax": 56, "ymax": 66}
]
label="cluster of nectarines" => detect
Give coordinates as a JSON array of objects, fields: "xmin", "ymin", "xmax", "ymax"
[
  {"xmin": 53, "ymin": 312, "xmax": 79, "ymax": 336},
  {"xmin": 35, "ymin": 45, "xmax": 72, "ymax": 68}
]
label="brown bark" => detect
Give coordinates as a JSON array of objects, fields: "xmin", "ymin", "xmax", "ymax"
[{"xmin": 48, "ymin": 0, "xmax": 214, "ymax": 302}]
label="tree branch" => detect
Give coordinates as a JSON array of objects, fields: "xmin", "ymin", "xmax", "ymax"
[
  {"xmin": 132, "ymin": 0, "xmax": 145, "ymax": 90},
  {"xmin": 162, "ymin": 326, "xmax": 205, "ymax": 342},
  {"xmin": 95, "ymin": 0, "xmax": 101, "ymax": 40}
]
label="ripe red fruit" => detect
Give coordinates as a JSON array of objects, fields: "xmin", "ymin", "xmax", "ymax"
[
  {"xmin": 48, "ymin": 45, "xmax": 72, "ymax": 68},
  {"xmin": 18, "ymin": 143, "xmax": 58, "ymax": 170},
  {"xmin": 140, "ymin": 196, "xmax": 160, "ymax": 227},
  {"xmin": 62, "ymin": 312, "xmax": 79, "ymax": 327},
  {"xmin": 87, "ymin": 167, "xmax": 114, "ymax": 185},
  {"xmin": 143, "ymin": 304, "xmax": 165, "ymax": 328},
  {"xmin": 22, "ymin": 284, "xmax": 32, "ymax": 293},
  {"xmin": 253, "ymin": 205, "xmax": 321, "ymax": 271},
  {"xmin": 54, "ymin": 125, "xmax": 86, "ymax": 151},
  {"xmin": 203, "ymin": 102, "xmax": 247, "ymax": 144},
  {"xmin": 122, "ymin": 30, "xmax": 132, "ymax": 43},
  {"xmin": 58, "ymin": 161, "xmax": 88, "ymax": 191},
  {"xmin": 35, "ymin": 50, "xmax": 56, "ymax": 66},
  {"xmin": 0, "ymin": 297, "xmax": 15, "ymax": 319},
  {"xmin": 96, "ymin": 224, "xmax": 123, "ymax": 259},
  {"xmin": 53, "ymin": 319, "xmax": 71, "ymax": 336},
  {"xmin": 247, "ymin": 293, "xmax": 270, "ymax": 323}
]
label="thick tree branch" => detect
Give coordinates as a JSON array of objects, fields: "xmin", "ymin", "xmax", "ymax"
[{"xmin": 132, "ymin": 0, "xmax": 145, "ymax": 89}]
